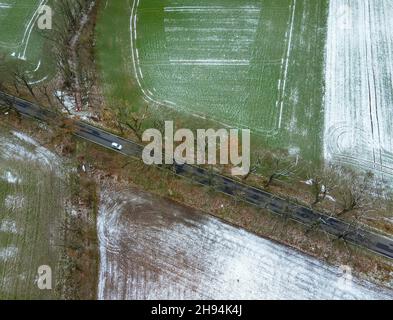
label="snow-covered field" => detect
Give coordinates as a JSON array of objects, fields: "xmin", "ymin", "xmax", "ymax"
[
  {"xmin": 98, "ymin": 187, "xmax": 393, "ymax": 300},
  {"xmin": 0, "ymin": 126, "xmax": 68, "ymax": 299},
  {"xmin": 0, "ymin": 131, "xmax": 65, "ymax": 175},
  {"xmin": 324, "ymin": 0, "xmax": 393, "ymax": 179}
]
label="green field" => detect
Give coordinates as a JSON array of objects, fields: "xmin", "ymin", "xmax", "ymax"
[
  {"xmin": 0, "ymin": 0, "xmax": 52, "ymax": 84},
  {"xmin": 0, "ymin": 124, "xmax": 69, "ymax": 299},
  {"xmin": 96, "ymin": 0, "xmax": 328, "ymax": 164}
]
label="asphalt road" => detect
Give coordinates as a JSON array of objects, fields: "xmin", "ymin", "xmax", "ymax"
[{"xmin": 1, "ymin": 91, "xmax": 393, "ymax": 260}]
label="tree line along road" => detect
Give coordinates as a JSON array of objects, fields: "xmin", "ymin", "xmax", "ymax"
[{"xmin": 1, "ymin": 91, "xmax": 393, "ymax": 260}]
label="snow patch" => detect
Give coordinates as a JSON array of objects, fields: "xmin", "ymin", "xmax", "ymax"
[
  {"xmin": 12, "ymin": 131, "xmax": 40, "ymax": 147},
  {"xmin": 55, "ymin": 90, "xmax": 76, "ymax": 110},
  {"xmin": 0, "ymin": 246, "xmax": 18, "ymax": 261},
  {"xmin": 0, "ymin": 131, "xmax": 64, "ymax": 175},
  {"xmin": 4, "ymin": 195, "xmax": 25, "ymax": 210},
  {"xmin": 1, "ymin": 171, "xmax": 21, "ymax": 184},
  {"xmin": 0, "ymin": 220, "xmax": 18, "ymax": 234}
]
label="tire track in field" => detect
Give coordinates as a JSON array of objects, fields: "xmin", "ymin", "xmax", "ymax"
[{"xmin": 277, "ymin": 0, "xmax": 297, "ymax": 129}]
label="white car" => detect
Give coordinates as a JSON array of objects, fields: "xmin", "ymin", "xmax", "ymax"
[{"xmin": 111, "ymin": 142, "xmax": 123, "ymax": 151}]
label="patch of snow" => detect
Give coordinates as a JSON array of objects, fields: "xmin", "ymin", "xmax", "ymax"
[
  {"xmin": 1, "ymin": 171, "xmax": 21, "ymax": 184},
  {"xmin": 98, "ymin": 188, "xmax": 393, "ymax": 300},
  {"xmin": 54, "ymin": 90, "xmax": 95, "ymax": 119},
  {"xmin": 55, "ymin": 90, "xmax": 76, "ymax": 110},
  {"xmin": 288, "ymin": 146, "xmax": 300, "ymax": 157},
  {"xmin": 324, "ymin": 0, "xmax": 393, "ymax": 181},
  {"xmin": 0, "ymin": 220, "xmax": 18, "ymax": 234},
  {"xmin": 326, "ymin": 195, "xmax": 336, "ymax": 202},
  {"xmin": 0, "ymin": 246, "xmax": 18, "ymax": 261},
  {"xmin": 4, "ymin": 195, "xmax": 25, "ymax": 210},
  {"xmin": 0, "ymin": 3, "xmax": 12, "ymax": 9},
  {"xmin": 12, "ymin": 131, "xmax": 40, "ymax": 147}
]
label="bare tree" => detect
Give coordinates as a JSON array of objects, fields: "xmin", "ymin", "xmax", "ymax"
[
  {"xmin": 334, "ymin": 169, "xmax": 375, "ymax": 216},
  {"xmin": 259, "ymin": 150, "xmax": 297, "ymax": 187},
  {"xmin": 242, "ymin": 151, "xmax": 263, "ymax": 180},
  {"xmin": 0, "ymin": 59, "xmax": 30, "ymax": 96},
  {"xmin": 307, "ymin": 165, "xmax": 338, "ymax": 206},
  {"xmin": 42, "ymin": 0, "xmax": 96, "ymax": 112},
  {"xmin": 115, "ymin": 104, "xmax": 150, "ymax": 141},
  {"xmin": 13, "ymin": 67, "xmax": 36, "ymax": 99}
]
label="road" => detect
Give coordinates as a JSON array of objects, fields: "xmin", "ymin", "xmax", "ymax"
[{"xmin": 1, "ymin": 91, "xmax": 393, "ymax": 260}]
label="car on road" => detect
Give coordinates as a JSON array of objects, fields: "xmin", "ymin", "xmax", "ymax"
[{"xmin": 111, "ymin": 142, "xmax": 123, "ymax": 151}]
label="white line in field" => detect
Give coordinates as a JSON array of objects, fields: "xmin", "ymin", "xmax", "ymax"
[
  {"xmin": 169, "ymin": 59, "xmax": 250, "ymax": 66},
  {"xmin": 165, "ymin": 27, "xmax": 258, "ymax": 33},
  {"xmin": 130, "ymin": 0, "xmax": 186, "ymax": 109},
  {"xmin": 278, "ymin": 0, "xmax": 297, "ymax": 129},
  {"xmin": 0, "ymin": 1, "xmax": 48, "ymax": 82},
  {"xmin": 18, "ymin": 0, "xmax": 47, "ymax": 60},
  {"xmin": 164, "ymin": 6, "xmax": 260, "ymax": 13},
  {"xmin": 363, "ymin": 0, "xmax": 380, "ymax": 168},
  {"xmin": 130, "ymin": 0, "xmax": 158, "ymax": 107},
  {"xmin": 28, "ymin": 75, "xmax": 48, "ymax": 85},
  {"xmin": 30, "ymin": 60, "xmax": 41, "ymax": 73},
  {"xmin": 130, "ymin": 0, "xmax": 142, "ymax": 91}
]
